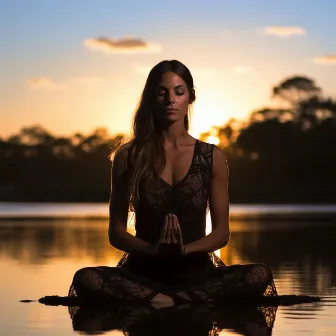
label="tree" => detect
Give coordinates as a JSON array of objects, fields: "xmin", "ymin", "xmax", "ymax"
[
  {"xmin": 235, "ymin": 118, "xmax": 293, "ymax": 157},
  {"xmin": 18, "ymin": 125, "xmax": 54, "ymax": 146},
  {"xmin": 272, "ymin": 76, "xmax": 321, "ymax": 107},
  {"xmin": 272, "ymin": 76, "xmax": 336, "ymax": 129},
  {"xmin": 249, "ymin": 108, "xmax": 293, "ymax": 123},
  {"xmin": 298, "ymin": 96, "xmax": 336, "ymax": 125}
]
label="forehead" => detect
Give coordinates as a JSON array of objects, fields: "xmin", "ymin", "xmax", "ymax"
[{"xmin": 158, "ymin": 71, "xmax": 187, "ymax": 88}]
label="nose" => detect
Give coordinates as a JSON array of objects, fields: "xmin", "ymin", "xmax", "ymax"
[{"xmin": 165, "ymin": 91, "xmax": 175, "ymax": 105}]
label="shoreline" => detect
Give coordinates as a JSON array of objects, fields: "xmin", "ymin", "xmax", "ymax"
[{"xmin": 1, "ymin": 202, "xmax": 336, "ymax": 221}]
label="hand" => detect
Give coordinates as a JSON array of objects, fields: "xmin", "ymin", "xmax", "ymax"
[{"xmin": 154, "ymin": 213, "xmax": 185, "ymax": 256}]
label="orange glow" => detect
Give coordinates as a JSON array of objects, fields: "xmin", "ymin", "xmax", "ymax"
[
  {"xmin": 205, "ymin": 135, "xmax": 220, "ymax": 145},
  {"xmin": 191, "ymin": 98, "xmax": 233, "ymax": 137}
]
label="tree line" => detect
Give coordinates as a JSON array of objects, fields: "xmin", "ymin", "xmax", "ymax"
[
  {"xmin": 1, "ymin": 75, "xmax": 336, "ymax": 203},
  {"xmin": 200, "ymin": 76, "xmax": 336, "ymax": 202}
]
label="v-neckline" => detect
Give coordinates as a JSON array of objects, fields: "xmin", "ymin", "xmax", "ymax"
[{"xmin": 159, "ymin": 139, "xmax": 198, "ymax": 188}]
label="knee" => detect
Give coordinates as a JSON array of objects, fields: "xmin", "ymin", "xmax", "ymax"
[
  {"xmin": 72, "ymin": 267, "xmax": 103, "ymax": 291},
  {"xmin": 247, "ymin": 263, "xmax": 273, "ymax": 284},
  {"xmin": 72, "ymin": 267, "xmax": 90, "ymax": 284}
]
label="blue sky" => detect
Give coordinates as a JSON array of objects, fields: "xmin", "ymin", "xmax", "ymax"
[{"xmin": 1, "ymin": 0, "xmax": 335, "ymax": 138}]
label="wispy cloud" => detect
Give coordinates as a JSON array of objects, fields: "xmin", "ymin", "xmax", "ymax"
[
  {"xmin": 27, "ymin": 77, "xmax": 65, "ymax": 90},
  {"xmin": 233, "ymin": 65, "xmax": 255, "ymax": 75},
  {"xmin": 83, "ymin": 36, "xmax": 162, "ymax": 54},
  {"xmin": 313, "ymin": 54, "xmax": 336, "ymax": 65},
  {"xmin": 263, "ymin": 26, "xmax": 306, "ymax": 37},
  {"xmin": 27, "ymin": 76, "xmax": 103, "ymax": 90}
]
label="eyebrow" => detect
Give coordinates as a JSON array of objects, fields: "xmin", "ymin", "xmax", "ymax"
[{"xmin": 158, "ymin": 85, "xmax": 186, "ymax": 89}]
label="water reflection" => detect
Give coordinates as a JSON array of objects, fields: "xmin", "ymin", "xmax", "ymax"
[
  {"xmin": 224, "ymin": 221, "xmax": 336, "ymax": 297},
  {"xmin": 0, "ymin": 219, "xmax": 335, "ymax": 298},
  {"xmin": 0, "ymin": 219, "xmax": 123, "ymax": 265},
  {"xmin": 69, "ymin": 301, "xmax": 277, "ymax": 336},
  {"xmin": 1, "ymin": 219, "xmax": 335, "ymax": 335}
]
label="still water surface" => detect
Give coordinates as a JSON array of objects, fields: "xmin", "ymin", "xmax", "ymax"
[{"xmin": 0, "ymin": 204, "xmax": 335, "ymax": 335}]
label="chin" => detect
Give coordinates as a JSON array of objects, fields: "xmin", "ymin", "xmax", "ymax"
[{"xmin": 165, "ymin": 116, "xmax": 180, "ymax": 124}]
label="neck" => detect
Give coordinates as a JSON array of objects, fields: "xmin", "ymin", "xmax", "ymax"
[{"xmin": 161, "ymin": 123, "xmax": 188, "ymax": 148}]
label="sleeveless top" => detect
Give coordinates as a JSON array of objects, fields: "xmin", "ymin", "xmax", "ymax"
[{"xmin": 117, "ymin": 139, "xmax": 225, "ymax": 287}]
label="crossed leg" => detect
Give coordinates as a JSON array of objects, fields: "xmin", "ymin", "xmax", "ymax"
[
  {"xmin": 175, "ymin": 264, "xmax": 277, "ymax": 302},
  {"xmin": 70, "ymin": 266, "xmax": 179, "ymax": 306},
  {"xmin": 70, "ymin": 263, "xmax": 277, "ymax": 306}
]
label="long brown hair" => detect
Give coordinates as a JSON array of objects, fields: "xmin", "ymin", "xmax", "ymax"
[{"xmin": 113, "ymin": 60, "xmax": 196, "ymax": 208}]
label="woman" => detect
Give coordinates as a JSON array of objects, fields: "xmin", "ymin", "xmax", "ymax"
[{"xmin": 69, "ymin": 60, "xmax": 277, "ymax": 306}]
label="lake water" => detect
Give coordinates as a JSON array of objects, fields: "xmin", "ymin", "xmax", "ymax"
[{"xmin": 0, "ymin": 203, "xmax": 335, "ymax": 335}]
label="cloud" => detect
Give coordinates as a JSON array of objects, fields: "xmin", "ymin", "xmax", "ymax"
[
  {"xmin": 27, "ymin": 76, "xmax": 103, "ymax": 90},
  {"xmin": 27, "ymin": 77, "xmax": 65, "ymax": 90},
  {"xmin": 83, "ymin": 36, "xmax": 162, "ymax": 54},
  {"xmin": 313, "ymin": 54, "xmax": 336, "ymax": 65},
  {"xmin": 233, "ymin": 65, "xmax": 255, "ymax": 75},
  {"xmin": 264, "ymin": 26, "xmax": 306, "ymax": 37}
]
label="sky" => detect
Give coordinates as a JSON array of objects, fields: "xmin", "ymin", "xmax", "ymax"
[{"xmin": 1, "ymin": 0, "xmax": 336, "ymax": 139}]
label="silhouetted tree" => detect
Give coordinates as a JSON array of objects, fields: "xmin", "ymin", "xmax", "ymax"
[
  {"xmin": 19, "ymin": 125, "xmax": 55, "ymax": 146},
  {"xmin": 297, "ymin": 96, "xmax": 336, "ymax": 127},
  {"xmin": 249, "ymin": 108, "xmax": 293, "ymax": 123},
  {"xmin": 1, "ymin": 74, "xmax": 336, "ymax": 203},
  {"xmin": 200, "ymin": 118, "xmax": 241, "ymax": 150},
  {"xmin": 0, "ymin": 125, "xmax": 124, "ymax": 201},
  {"xmin": 272, "ymin": 76, "xmax": 321, "ymax": 107},
  {"xmin": 271, "ymin": 76, "xmax": 333, "ymax": 128}
]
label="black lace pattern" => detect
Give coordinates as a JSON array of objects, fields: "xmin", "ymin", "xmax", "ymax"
[
  {"xmin": 118, "ymin": 139, "xmax": 222, "ymax": 269},
  {"xmin": 69, "ymin": 139, "xmax": 278, "ymax": 303},
  {"xmin": 31, "ymin": 140, "xmax": 323, "ymax": 335}
]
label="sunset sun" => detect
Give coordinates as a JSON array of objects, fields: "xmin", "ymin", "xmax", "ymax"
[{"xmin": 190, "ymin": 92, "xmax": 234, "ymax": 142}]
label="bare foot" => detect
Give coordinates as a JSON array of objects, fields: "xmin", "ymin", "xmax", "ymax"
[{"xmin": 150, "ymin": 293, "xmax": 174, "ymax": 309}]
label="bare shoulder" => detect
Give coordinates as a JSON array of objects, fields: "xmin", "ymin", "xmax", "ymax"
[
  {"xmin": 197, "ymin": 138, "xmax": 213, "ymax": 148},
  {"xmin": 197, "ymin": 140, "xmax": 227, "ymax": 163},
  {"xmin": 212, "ymin": 145, "xmax": 229, "ymax": 176},
  {"xmin": 112, "ymin": 143, "xmax": 131, "ymax": 180},
  {"xmin": 213, "ymin": 144, "xmax": 227, "ymax": 161}
]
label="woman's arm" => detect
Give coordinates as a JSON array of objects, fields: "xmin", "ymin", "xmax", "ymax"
[
  {"xmin": 108, "ymin": 147, "xmax": 154, "ymax": 255},
  {"xmin": 184, "ymin": 145, "xmax": 230, "ymax": 254}
]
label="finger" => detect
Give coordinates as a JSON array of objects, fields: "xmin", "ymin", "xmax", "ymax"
[
  {"xmin": 172, "ymin": 215, "xmax": 178, "ymax": 235},
  {"xmin": 172, "ymin": 215, "xmax": 178, "ymax": 243},
  {"xmin": 170, "ymin": 216, "xmax": 177, "ymax": 243},
  {"xmin": 160, "ymin": 215, "xmax": 169, "ymax": 242},
  {"xmin": 170, "ymin": 225, "xmax": 176, "ymax": 244},
  {"xmin": 166, "ymin": 213, "xmax": 173, "ymax": 244},
  {"xmin": 176, "ymin": 222, "xmax": 183, "ymax": 244},
  {"xmin": 171, "ymin": 214, "xmax": 177, "ymax": 244}
]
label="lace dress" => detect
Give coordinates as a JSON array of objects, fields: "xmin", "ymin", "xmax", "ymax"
[{"xmin": 69, "ymin": 139, "xmax": 277, "ymax": 304}]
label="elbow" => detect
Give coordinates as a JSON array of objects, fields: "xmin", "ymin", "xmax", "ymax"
[
  {"xmin": 108, "ymin": 216, "xmax": 127, "ymax": 248},
  {"xmin": 108, "ymin": 231, "xmax": 115, "ymax": 247},
  {"xmin": 220, "ymin": 229, "xmax": 230, "ymax": 248},
  {"xmin": 108, "ymin": 228, "xmax": 121, "ymax": 248}
]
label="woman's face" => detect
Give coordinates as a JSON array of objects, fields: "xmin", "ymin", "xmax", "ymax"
[{"xmin": 155, "ymin": 71, "xmax": 191, "ymax": 125}]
